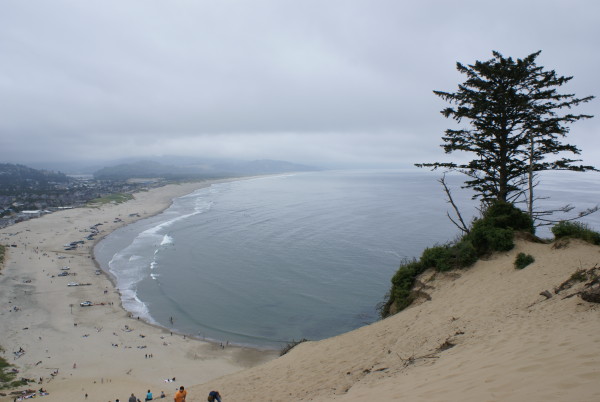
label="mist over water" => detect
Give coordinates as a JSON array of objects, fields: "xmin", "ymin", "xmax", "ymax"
[{"xmin": 94, "ymin": 170, "xmax": 600, "ymax": 349}]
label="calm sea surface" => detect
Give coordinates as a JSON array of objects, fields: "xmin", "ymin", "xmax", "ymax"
[{"xmin": 94, "ymin": 169, "xmax": 600, "ymax": 349}]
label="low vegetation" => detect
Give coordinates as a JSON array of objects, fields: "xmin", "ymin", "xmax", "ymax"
[
  {"xmin": 551, "ymin": 221, "xmax": 600, "ymax": 245},
  {"xmin": 86, "ymin": 193, "xmax": 134, "ymax": 206},
  {"xmin": 381, "ymin": 196, "xmax": 600, "ymax": 318},
  {"xmin": 514, "ymin": 253, "xmax": 535, "ymax": 269},
  {"xmin": 0, "ymin": 355, "xmax": 28, "ymax": 390},
  {"xmin": 280, "ymin": 339, "xmax": 309, "ymax": 356},
  {"xmin": 0, "ymin": 244, "xmax": 5, "ymax": 267},
  {"xmin": 380, "ymin": 201, "xmax": 534, "ymax": 318}
]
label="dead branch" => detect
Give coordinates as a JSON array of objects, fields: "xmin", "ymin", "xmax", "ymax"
[{"xmin": 439, "ymin": 173, "xmax": 470, "ymax": 234}]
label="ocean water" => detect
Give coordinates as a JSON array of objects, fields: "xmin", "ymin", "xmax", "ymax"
[{"xmin": 94, "ymin": 169, "xmax": 600, "ymax": 349}]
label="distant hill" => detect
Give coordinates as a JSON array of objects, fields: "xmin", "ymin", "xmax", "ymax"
[
  {"xmin": 93, "ymin": 159, "xmax": 319, "ymax": 180},
  {"xmin": 93, "ymin": 160, "xmax": 206, "ymax": 180},
  {"xmin": 0, "ymin": 163, "xmax": 70, "ymax": 192}
]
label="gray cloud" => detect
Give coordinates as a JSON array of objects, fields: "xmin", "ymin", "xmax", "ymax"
[{"xmin": 1, "ymin": 0, "xmax": 599, "ymax": 169}]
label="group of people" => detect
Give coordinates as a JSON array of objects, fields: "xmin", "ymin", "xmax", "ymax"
[
  {"xmin": 173, "ymin": 386, "xmax": 222, "ymax": 402},
  {"xmin": 120, "ymin": 389, "xmax": 164, "ymax": 402},
  {"xmin": 142, "ymin": 389, "xmax": 164, "ymax": 400},
  {"xmin": 121, "ymin": 386, "xmax": 221, "ymax": 402}
]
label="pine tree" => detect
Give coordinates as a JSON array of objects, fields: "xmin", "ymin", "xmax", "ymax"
[{"xmin": 417, "ymin": 51, "xmax": 595, "ymax": 216}]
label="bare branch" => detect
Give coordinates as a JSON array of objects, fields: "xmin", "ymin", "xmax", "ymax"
[
  {"xmin": 439, "ymin": 174, "xmax": 470, "ymax": 234},
  {"xmin": 532, "ymin": 205, "xmax": 599, "ymax": 226}
]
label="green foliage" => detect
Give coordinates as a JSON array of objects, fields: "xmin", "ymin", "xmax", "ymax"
[
  {"xmin": 452, "ymin": 240, "xmax": 478, "ymax": 267},
  {"xmin": 0, "ymin": 244, "xmax": 5, "ymax": 266},
  {"xmin": 466, "ymin": 201, "xmax": 534, "ymax": 255},
  {"xmin": 483, "ymin": 201, "xmax": 535, "ymax": 233},
  {"xmin": 381, "ymin": 201, "xmax": 533, "ymax": 318},
  {"xmin": 514, "ymin": 253, "xmax": 535, "ymax": 269},
  {"xmin": 468, "ymin": 223, "xmax": 514, "ymax": 254},
  {"xmin": 417, "ymin": 50, "xmax": 595, "ymax": 205},
  {"xmin": 421, "ymin": 241, "xmax": 478, "ymax": 272},
  {"xmin": 551, "ymin": 221, "xmax": 600, "ymax": 245},
  {"xmin": 421, "ymin": 246, "xmax": 453, "ymax": 272},
  {"xmin": 379, "ymin": 260, "xmax": 424, "ymax": 317},
  {"xmin": 0, "ymin": 355, "xmax": 28, "ymax": 390},
  {"xmin": 87, "ymin": 193, "xmax": 134, "ymax": 206}
]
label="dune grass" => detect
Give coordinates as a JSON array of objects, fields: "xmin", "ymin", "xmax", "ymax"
[
  {"xmin": 551, "ymin": 221, "xmax": 600, "ymax": 245},
  {"xmin": 86, "ymin": 193, "xmax": 133, "ymax": 206},
  {"xmin": 0, "ymin": 354, "xmax": 28, "ymax": 390}
]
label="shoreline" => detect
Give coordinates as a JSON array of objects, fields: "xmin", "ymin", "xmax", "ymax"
[
  {"xmin": 0, "ymin": 180, "xmax": 278, "ymax": 402},
  {"xmin": 90, "ymin": 177, "xmax": 283, "ymax": 351},
  {"xmin": 1, "ymin": 175, "xmax": 598, "ymax": 401}
]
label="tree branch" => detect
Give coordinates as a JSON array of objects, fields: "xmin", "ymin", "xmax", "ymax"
[{"xmin": 439, "ymin": 174, "xmax": 470, "ymax": 234}]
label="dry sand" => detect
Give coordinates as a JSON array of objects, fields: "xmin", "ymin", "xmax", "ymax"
[
  {"xmin": 0, "ymin": 181, "xmax": 277, "ymax": 402},
  {"xmin": 198, "ymin": 238, "xmax": 600, "ymax": 401},
  {"xmin": 1, "ymin": 182, "xmax": 599, "ymax": 401}
]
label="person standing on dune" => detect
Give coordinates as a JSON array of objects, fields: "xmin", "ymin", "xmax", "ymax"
[{"xmin": 174, "ymin": 386, "xmax": 187, "ymax": 402}]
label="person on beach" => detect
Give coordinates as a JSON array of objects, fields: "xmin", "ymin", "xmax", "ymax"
[
  {"xmin": 174, "ymin": 386, "xmax": 187, "ymax": 402},
  {"xmin": 129, "ymin": 393, "xmax": 137, "ymax": 402},
  {"xmin": 207, "ymin": 390, "xmax": 222, "ymax": 402},
  {"xmin": 145, "ymin": 390, "xmax": 153, "ymax": 400}
]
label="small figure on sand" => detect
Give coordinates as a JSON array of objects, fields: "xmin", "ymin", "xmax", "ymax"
[
  {"xmin": 207, "ymin": 390, "xmax": 222, "ymax": 402},
  {"xmin": 174, "ymin": 386, "xmax": 187, "ymax": 402}
]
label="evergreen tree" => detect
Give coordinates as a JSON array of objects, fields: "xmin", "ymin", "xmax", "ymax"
[{"xmin": 417, "ymin": 51, "xmax": 595, "ymax": 213}]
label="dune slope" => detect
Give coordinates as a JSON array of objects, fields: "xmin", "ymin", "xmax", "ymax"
[{"xmin": 198, "ymin": 239, "xmax": 600, "ymax": 402}]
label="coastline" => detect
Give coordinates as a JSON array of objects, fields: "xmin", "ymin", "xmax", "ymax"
[
  {"xmin": 2, "ymin": 174, "xmax": 598, "ymax": 401},
  {"xmin": 0, "ymin": 180, "xmax": 278, "ymax": 402}
]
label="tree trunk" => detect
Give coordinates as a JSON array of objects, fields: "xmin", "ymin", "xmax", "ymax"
[
  {"xmin": 528, "ymin": 136, "xmax": 534, "ymax": 217},
  {"xmin": 498, "ymin": 129, "xmax": 509, "ymax": 202}
]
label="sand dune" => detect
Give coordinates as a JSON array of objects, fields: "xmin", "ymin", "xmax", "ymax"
[
  {"xmin": 198, "ymin": 239, "xmax": 600, "ymax": 401},
  {"xmin": 1, "ymin": 182, "xmax": 599, "ymax": 401}
]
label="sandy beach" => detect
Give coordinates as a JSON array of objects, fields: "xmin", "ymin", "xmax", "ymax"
[
  {"xmin": 0, "ymin": 181, "xmax": 277, "ymax": 402},
  {"xmin": 1, "ymin": 181, "xmax": 599, "ymax": 401}
]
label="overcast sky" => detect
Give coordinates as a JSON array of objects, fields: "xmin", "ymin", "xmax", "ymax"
[{"xmin": 1, "ymin": 0, "xmax": 599, "ymax": 170}]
